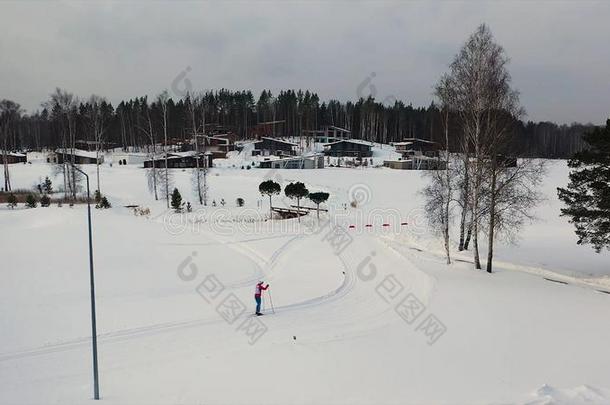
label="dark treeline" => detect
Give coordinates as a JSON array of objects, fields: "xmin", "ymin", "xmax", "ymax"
[{"xmin": 2, "ymin": 88, "xmax": 594, "ymax": 158}]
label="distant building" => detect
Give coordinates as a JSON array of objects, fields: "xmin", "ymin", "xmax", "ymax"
[
  {"xmin": 182, "ymin": 132, "xmax": 236, "ymax": 159},
  {"xmin": 393, "ymin": 138, "xmax": 441, "ymax": 159},
  {"xmin": 0, "ymin": 151, "xmax": 27, "ymax": 164},
  {"xmin": 250, "ymin": 121, "xmax": 285, "ymax": 138},
  {"xmin": 252, "ymin": 137, "xmax": 297, "ymax": 157},
  {"xmin": 324, "ymin": 139, "xmax": 373, "ymax": 158},
  {"xmin": 143, "ymin": 152, "xmax": 212, "ymax": 169},
  {"xmin": 202, "ymin": 135, "xmax": 234, "ymax": 158},
  {"xmin": 75, "ymin": 140, "xmax": 118, "ymax": 152},
  {"xmin": 51, "ymin": 149, "xmax": 103, "ymax": 164},
  {"xmin": 303, "ymin": 125, "xmax": 352, "ymax": 143},
  {"xmin": 384, "ymin": 156, "xmax": 446, "ymax": 170},
  {"xmin": 258, "ymin": 154, "xmax": 324, "ymax": 169}
]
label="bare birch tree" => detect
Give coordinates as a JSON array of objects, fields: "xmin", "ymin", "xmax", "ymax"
[
  {"xmin": 436, "ymin": 24, "xmax": 543, "ymax": 271},
  {"xmin": 47, "ymin": 88, "xmax": 79, "ymax": 200},
  {"xmin": 422, "ymin": 92, "xmax": 453, "ymax": 264},
  {"xmin": 135, "ymin": 98, "xmax": 160, "ymax": 200},
  {"xmin": 0, "ymin": 100, "xmax": 22, "ymax": 191},
  {"xmin": 83, "ymin": 95, "xmax": 109, "ymax": 193},
  {"xmin": 186, "ymin": 93, "xmax": 204, "ymax": 205},
  {"xmin": 157, "ymin": 90, "xmax": 170, "ymax": 208}
]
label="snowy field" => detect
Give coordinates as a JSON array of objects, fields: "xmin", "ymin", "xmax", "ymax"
[{"xmin": 1, "ymin": 152, "xmax": 610, "ymax": 404}]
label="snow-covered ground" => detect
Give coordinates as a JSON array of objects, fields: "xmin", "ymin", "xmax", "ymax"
[{"xmin": 1, "ymin": 152, "xmax": 609, "ymax": 404}]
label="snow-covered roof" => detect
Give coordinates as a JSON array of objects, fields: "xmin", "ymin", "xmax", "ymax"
[
  {"xmin": 170, "ymin": 151, "xmax": 198, "ymax": 158},
  {"xmin": 301, "ymin": 152, "xmax": 324, "ymax": 158},
  {"xmin": 258, "ymin": 137, "xmax": 298, "ymax": 146},
  {"xmin": 401, "ymin": 138, "xmax": 438, "ymax": 144},
  {"xmin": 392, "ymin": 142, "xmax": 414, "ymax": 146},
  {"xmin": 113, "ymin": 152, "xmax": 148, "ymax": 157},
  {"xmin": 261, "ymin": 154, "xmax": 320, "ymax": 163},
  {"xmin": 144, "ymin": 151, "xmax": 208, "ymax": 160},
  {"xmin": 323, "ymin": 139, "xmax": 373, "ymax": 147},
  {"xmin": 55, "ymin": 149, "xmax": 98, "ymax": 159},
  {"xmin": 1, "ymin": 151, "xmax": 26, "ymax": 157},
  {"xmin": 326, "ymin": 126, "xmax": 351, "ymax": 133}
]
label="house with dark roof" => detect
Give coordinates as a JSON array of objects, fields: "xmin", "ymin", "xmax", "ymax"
[
  {"xmin": 393, "ymin": 138, "xmax": 441, "ymax": 159},
  {"xmin": 0, "ymin": 151, "xmax": 27, "ymax": 164},
  {"xmin": 51, "ymin": 149, "xmax": 103, "ymax": 164},
  {"xmin": 252, "ymin": 137, "xmax": 297, "ymax": 157},
  {"xmin": 323, "ymin": 139, "xmax": 373, "ymax": 158},
  {"xmin": 258, "ymin": 154, "xmax": 324, "ymax": 169},
  {"xmin": 143, "ymin": 152, "xmax": 212, "ymax": 169}
]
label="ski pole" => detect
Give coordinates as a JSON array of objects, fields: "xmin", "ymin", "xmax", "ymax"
[{"xmin": 268, "ymin": 290, "xmax": 276, "ymax": 314}]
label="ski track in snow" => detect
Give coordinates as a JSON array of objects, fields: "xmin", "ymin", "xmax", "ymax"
[{"xmin": 0, "ymin": 221, "xmax": 433, "ymax": 363}]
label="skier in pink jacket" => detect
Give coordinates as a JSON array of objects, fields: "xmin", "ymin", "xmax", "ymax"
[{"xmin": 254, "ymin": 281, "xmax": 269, "ymax": 315}]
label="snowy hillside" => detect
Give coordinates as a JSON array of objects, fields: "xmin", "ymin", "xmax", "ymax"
[{"xmin": 1, "ymin": 156, "xmax": 609, "ymax": 404}]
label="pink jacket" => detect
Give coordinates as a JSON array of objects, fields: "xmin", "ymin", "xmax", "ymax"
[{"xmin": 254, "ymin": 283, "xmax": 268, "ymax": 297}]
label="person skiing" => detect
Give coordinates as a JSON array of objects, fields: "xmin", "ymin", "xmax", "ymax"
[{"xmin": 254, "ymin": 281, "xmax": 269, "ymax": 315}]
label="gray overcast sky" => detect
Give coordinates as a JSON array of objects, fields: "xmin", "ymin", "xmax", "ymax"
[{"xmin": 1, "ymin": 1, "xmax": 609, "ymax": 124}]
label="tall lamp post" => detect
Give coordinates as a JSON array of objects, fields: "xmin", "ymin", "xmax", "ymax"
[{"xmin": 72, "ymin": 164, "xmax": 100, "ymax": 400}]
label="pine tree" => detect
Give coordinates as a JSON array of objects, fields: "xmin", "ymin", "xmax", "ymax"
[
  {"xmin": 25, "ymin": 194, "xmax": 37, "ymax": 208},
  {"xmin": 259, "ymin": 180, "xmax": 281, "ymax": 218},
  {"xmin": 558, "ymin": 119, "xmax": 610, "ymax": 252},
  {"xmin": 95, "ymin": 196, "xmax": 111, "ymax": 209},
  {"xmin": 7, "ymin": 193, "xmax": 17, "ymax": 209},
  {"xmin": 171, "ymin": 188, "xmax": 183, "ymax": 212},
  {"xmin": 285, "ymin": 182, "xmax": 309, "ymax": 222},
  {"xmin": 308, "ymin": 191, "xmax": 330, "ymax": 219},
  {"xmin": 40, "ymin": 194, "xmax": 51, "ymax": 207},
  {"xmin": 43, "ymin": 176, "xmax": 53, "ymax": 193}
]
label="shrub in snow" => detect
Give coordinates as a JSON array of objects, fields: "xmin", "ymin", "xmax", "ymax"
[
  {"xmin": 133, "ymin": 207, "xmax": 150, "ymax": 216},
  {"xmin": 7, "ymin": 193, "xmax": 17, "ymax": 209},
  {"xmin": 236, "ymin": 197, "xmax": 245, "ymax": 207},
  {"xmin": 43, "ymin": 176, "xmax": 53, "ymax": 193},
  {"xmin": 186, "ymin": 202, "xmax": 192, "ymax": 212},
  {"xmin": 95, "ymin": 196, "xmax": 111, "ymax": 209},
  {"xmin": 40, "ymin": 195, "xmax": 51, "ymax": 207},
  {"xmin": 25, "ymin": 194, "xmax": 38, "ymax": 208},
  {"xmin": 220, "ymin": 198, "xmax": 226, "ymax": 207},
  {"xmin": 171, "ymin": 188, "xmax": 183, "ymax": 212}
]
